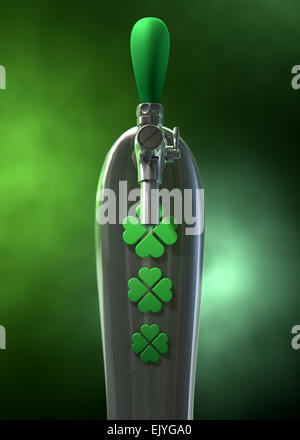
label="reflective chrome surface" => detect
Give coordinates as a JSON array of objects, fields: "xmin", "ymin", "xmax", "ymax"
[
  {"xmin": 135, "ymin": 104, "xmax": 180, "ymax": 225},
  {"xmin": 96, "ymin": 126, "xmax": 204, "ymax": 420}
]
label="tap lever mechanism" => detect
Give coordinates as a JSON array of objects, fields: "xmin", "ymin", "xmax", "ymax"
[
  {"xmin": 166, "ymin": 126, "xmax": 181, "ymax": 163},
  {"xmin": 131, "ymin": 19, "xmax": 181, "ymax": 225},
  {"xmin": 134, "ymin": 104, "xmax": 181, "ymax": 225}
]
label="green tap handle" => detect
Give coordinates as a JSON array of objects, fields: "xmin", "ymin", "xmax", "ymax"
[{"xmin": 130, "ymin": 17, "xmax": 170, "ymax": 103}]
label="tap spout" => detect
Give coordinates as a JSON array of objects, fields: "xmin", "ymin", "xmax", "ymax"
[{"xmin": 134, "ymin": 103, "xmax": 180, "ymax": 225}]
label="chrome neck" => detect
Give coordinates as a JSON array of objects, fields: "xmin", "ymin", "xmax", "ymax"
[
  {"xmin": 134, "ymin": 103, "xmax": 180, "ymax": 225},
  {"xmin": 136, "ymin": 103, "xmax": 164, "ymax": 126}
]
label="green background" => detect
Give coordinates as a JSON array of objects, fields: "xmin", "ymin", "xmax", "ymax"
[{"xmin": 0, "ymin": 0, "xmax": 299, "ymax": 419}]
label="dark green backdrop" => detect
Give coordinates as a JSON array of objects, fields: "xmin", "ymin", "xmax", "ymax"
[{"xmin": 0, "ymin": 0, "xmax": 299, "ymax": 419}]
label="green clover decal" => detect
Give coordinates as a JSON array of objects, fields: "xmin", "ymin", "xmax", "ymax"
[
  {"xmin": 128, "ymin": 267, "xmax": 172, "ymax": 313},
  {"xmin": 132, "ymin": 324, "xmax": 168, "ymax": 363},
  {"xmin": 122, "ymin": 206, "xmax": 177, "ymax": 258}
]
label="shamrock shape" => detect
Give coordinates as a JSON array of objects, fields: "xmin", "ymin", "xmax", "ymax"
[
  {"xmin": 122, "ymin": 205, "xmax": 177, "ymax": 258},
  {"xmin": 128, "ymin": 267, "xmax": 173, "ymax": 313},
  {"xmin": 122, "ymin": 216, "xmax": 147, "ymax": 245},
  {"xmin": 132, "ymin": 324, "xmax": 168, "ymax": 363}
]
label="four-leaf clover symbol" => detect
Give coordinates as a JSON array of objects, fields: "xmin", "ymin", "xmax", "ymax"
[
  {"xmin": 128, "ymin": 267, "xmax": 172, "ymax": 313},
  {"xmin": 122, "ymin": 205, "xmax": 177, "ymax": 258},
  {"xmin": 132, "ymin": 324, "xmax": 168, "ymax": 363},
  {"xmin": 123, "ymin": 207, "xmax": 174, "ymax": 364}
]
